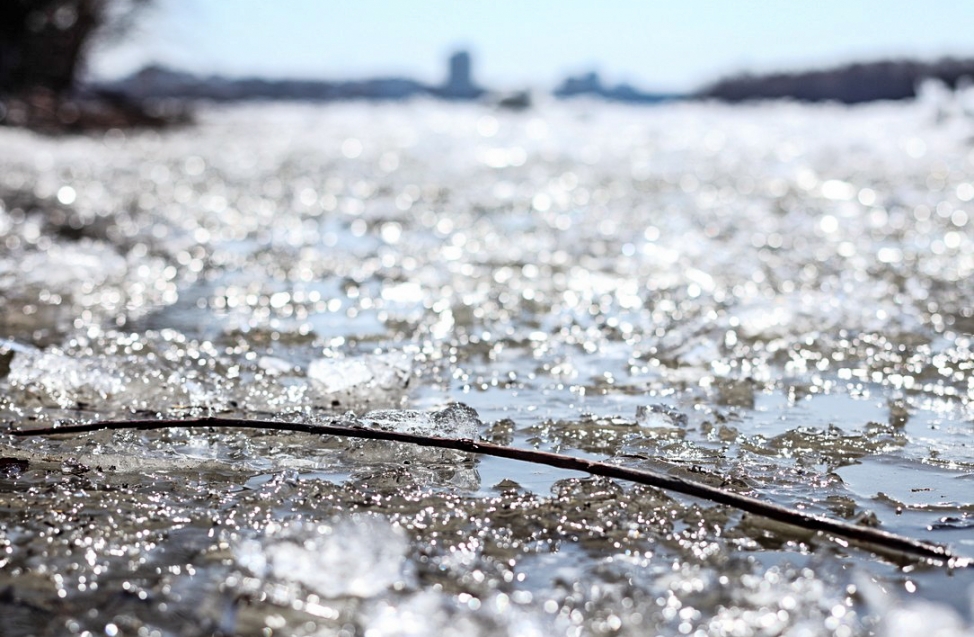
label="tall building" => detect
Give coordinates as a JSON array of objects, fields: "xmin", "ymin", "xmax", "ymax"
[{"xmin": 438, "ymin": 50, "xmax": 483, "ymax": 99}]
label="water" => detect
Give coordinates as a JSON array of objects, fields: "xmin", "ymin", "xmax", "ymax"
[{"xmin": 1, "ymin": 96, "xmax": 974, "ymax": 636}]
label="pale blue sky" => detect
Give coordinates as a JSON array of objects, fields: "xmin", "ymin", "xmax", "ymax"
[{"xmin": 91, "ymin": 1, "xmax": 974, "ymax": 92}]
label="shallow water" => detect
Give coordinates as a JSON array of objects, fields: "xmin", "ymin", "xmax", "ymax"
[{"xmin": 1, "ymin": 97, "xmax": 974, "ymax": 636}]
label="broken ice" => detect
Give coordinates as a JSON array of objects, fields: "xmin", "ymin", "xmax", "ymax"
[
  {"xmin": 635, "ymin": 404, "xmax": 688, "ymax": 428},
  {"xmin": 6, "ymin": 342, "xmax": 228, "ymax": 412},
  {"xmin": 234, "ymin": 516, "xmax": 409, "ymax": 598},
  {"xmin": 362, "ymin": 403, "xmax": 482, "ymax": 440},
  {"xmin": 343, "ymin": 404, "xmax": 483, "ymax": 485},
  {"xmin": 363, "ymin": 589, "xmax": 553, "ymax": 637},
  {"xmin": 307, "ymin": 351, "xmax": 412, "ymax": 393}
]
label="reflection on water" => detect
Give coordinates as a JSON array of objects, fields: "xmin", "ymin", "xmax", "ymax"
[{"xmin": 1, "ymin": 98, "xmax": 974, "ymax": 635}]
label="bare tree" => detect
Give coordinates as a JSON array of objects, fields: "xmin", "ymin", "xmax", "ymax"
[
  {"xmin": 0, "ymin": 1, "xmax": 180, "ymax": 131},
  {"xmin": 0, "ymin": 0, "xmax": 151, "ymax": 96}
]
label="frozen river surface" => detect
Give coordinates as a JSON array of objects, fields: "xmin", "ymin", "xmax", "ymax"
[{"xmin": 1, "ymin": 98, "xmax": 973, "ymax": 636}]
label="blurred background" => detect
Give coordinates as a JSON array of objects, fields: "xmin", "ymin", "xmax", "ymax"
[
  {"xmin": 3, "ymin": 0, "xmax": 974, "ymax": 130},
  {"xmin": 90, "ymin": 0, "xmax": 974, "ymax": 93}
]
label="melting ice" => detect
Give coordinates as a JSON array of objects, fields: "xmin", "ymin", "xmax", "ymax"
[
  {"xmin": 234, "ymin": 516, "xmax": 409, "ymax": 598},
  {"xmin": 2, "ymin": 95, "xmax": 974, "ymax": 635}
]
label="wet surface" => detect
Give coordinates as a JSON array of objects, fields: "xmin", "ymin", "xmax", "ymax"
[{"xmin": 1, "ymin": 98, "xmax": 974, "ymax": 635}]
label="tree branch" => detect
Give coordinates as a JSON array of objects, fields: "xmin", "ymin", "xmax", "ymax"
[{"xmin": 10, "ymin": 417, "xmax": 971, "ymax": 568}]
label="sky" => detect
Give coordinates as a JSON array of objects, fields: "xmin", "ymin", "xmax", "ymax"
[{"xmin": 90, "ymin": 1, "xmax": 974, "ymax": 93}]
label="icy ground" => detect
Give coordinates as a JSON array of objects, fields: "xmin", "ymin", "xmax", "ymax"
[{"xmin": 1, "ymin": 96, "xmax": 974, "ymax": 636}]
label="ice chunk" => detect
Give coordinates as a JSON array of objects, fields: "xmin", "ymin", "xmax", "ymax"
[
  {"xmin": 362, "ymin": 403, "xmax": 482, "ymax": 440},
  {"xmin": 235, "ymin": 516, "xmax": 408, "ymax": 598},
  {"xmin": 433, "ymin": 403, "xmax": 482, "ymax": 439},
  {"xmin": 343, "ymin": 404, "xmax": 483, "ymax": 481},
  {"xmin": 0, "ymin": 338, "xmax": 32, "ymax": 379},
  {"xmin": 363, "ymin": 589, "xmax": 552, "ymax": 637},
  {"xmin": 6, "ymin": 339, "xmax": 230, "ymax": 412},
  {"xmin": 8, "ymin": 347, "xmax": 127, "ymax": 408},
  {"xmin": 878, "ymin": 599, "xmax": 973, "ymax": 637},
  {"xmin": 307, "ymin": 352, "xmax": 411, "ymax": 393},
  {"xmin": 635, "ymin": 404, "xmax": 688, "ymax": 428},
  {"xmin": 257, "ymin": 355, "xmax": 296, "ymax": 375},
  {"xmin": 360, "ymin": 409, "xmax": 438, "ymax": 434},
  {"xmin": 854, "ymin": 573, "xmax": 974, "ymax": 637},
  {"xmin": 307, "ymin": 357, "xmax": 373, "ymax": 391}
]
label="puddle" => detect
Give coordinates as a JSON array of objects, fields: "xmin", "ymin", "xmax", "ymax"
[{"xmin": 838, "ymin": 456, "xmax": 974, "ymax": 511}]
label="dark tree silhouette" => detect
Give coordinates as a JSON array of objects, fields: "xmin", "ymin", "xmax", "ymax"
[
  {"xmin": 698, "ymin": 58, "xmax": 974, "ymax": 104},
  {"xmin": 0, "ymin": 0, "xmax": 146, "ymax": 95},
  {"xmin": 0, "ymin": 0, "xmax": 170, "ymax": 131}
]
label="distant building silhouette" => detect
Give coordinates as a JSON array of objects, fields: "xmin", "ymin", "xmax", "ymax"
[
  {"xmin": 434, "ymin": 51, "xmax": 484, "ymax": 99},
  {"xmin": 450, "ymin": 52, "xmax": 472, "ymax": 89},
  {"xmin": 99, "ymin": 50, "xmax": 493, "ymax": 103},
  {"xmin": 555, "ymin": 71, "xmax": 603, "ymax": 97},
  {"xmin": 554, "ymin": 71, "xmax": 679, "ymax": 104}
]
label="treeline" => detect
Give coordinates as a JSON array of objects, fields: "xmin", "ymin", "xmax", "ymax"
[{"xmin": 698, "ymin": 58, "xmax": 974, "ymax": 104}]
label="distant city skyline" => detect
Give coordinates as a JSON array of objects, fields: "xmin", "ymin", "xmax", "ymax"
[{"xmin": 90, "ymin": 1, "xmax": 974, "ymax": 92}]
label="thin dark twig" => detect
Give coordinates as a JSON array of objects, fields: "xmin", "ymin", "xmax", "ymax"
[{"xmin": 10, "ymin": 417, "xmax": 971, "ymax": 568}]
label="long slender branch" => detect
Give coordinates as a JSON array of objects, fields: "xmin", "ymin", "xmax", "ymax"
[{"xmin": 10, "ymin": 417, "xmax": 970, "ymax": 568}]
